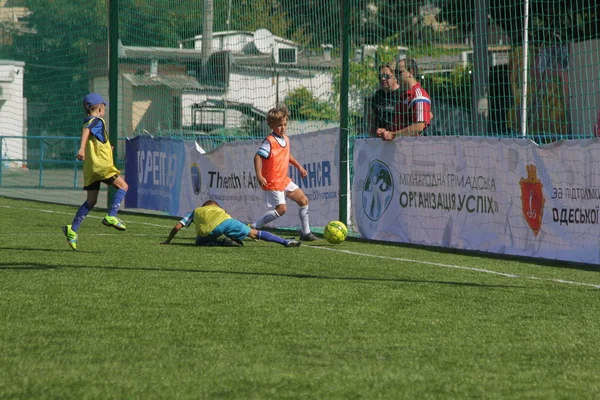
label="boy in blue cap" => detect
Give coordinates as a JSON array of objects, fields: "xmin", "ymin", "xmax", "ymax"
[
  {"xmin": 62, "ymin": 93, "xmax": 129, "ymax": 250},
  {"xmin": 161, "ymin": 200, "xmax": 301, "ymax": 247}
]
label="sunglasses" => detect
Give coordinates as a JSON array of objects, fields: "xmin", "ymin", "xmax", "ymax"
[{"xmin": 378, "ymin": 73, "xmax": 392, "ymax": 81}]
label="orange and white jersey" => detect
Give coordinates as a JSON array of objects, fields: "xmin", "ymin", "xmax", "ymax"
[{"xmin": 256, "ymin": 133, "xmax": 292, "ymax": 191}]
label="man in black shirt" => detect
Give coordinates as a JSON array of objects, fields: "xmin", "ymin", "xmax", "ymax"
[{"xmin": 366, "ymin": 63, "xmax": 402, "ymax": 137}]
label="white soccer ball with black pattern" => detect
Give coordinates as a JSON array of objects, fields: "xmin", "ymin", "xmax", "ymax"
[{"xmin": 324, "ymin": 221, "xmax": 348, "ymax": 244}]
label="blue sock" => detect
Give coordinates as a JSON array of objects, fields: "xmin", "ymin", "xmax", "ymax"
[
  {"xmin": 72, "ymin": 201, "xmax": 92, "ymax": 231},
  {"xmin": 256, "ymin": 230, "xmax": 286, "ymax": 245},
  {"xmin": 108, "ymin": 188, "xmax": 127, "ymax": 217}
]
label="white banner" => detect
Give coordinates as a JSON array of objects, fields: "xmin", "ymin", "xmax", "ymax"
[
  {"xmin": 352, "ymin": 136, "xmax": 600, "ymax": 264},
  {"xmin": 178, "ymin": 129, "xmax": 340, "ymax": 228}
]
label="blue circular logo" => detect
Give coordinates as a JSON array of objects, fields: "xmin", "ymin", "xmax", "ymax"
[{"xmin": 362, "ymin": 160, "xmax": 394, "ymax": 221}]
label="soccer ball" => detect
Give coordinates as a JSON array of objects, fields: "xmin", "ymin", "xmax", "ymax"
[{"xmin": 324, "ymin": 220, "xmax": 348, "ymax": 244}]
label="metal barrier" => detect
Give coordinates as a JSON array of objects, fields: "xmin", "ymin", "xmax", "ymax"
[
  {"xmin": 0, "ymin": 135, "xmax": 81, "ymax": 189},
  {"xmin": 0, "ymin": 134, "xmax": 258, "ymax": 189}
]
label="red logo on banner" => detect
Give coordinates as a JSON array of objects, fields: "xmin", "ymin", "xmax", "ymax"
[{"xmin": 520, "ymin": 164, "xmax": 545, "ymax": 236}]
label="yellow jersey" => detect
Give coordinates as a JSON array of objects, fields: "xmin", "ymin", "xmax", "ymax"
[
  {"xmin": 82, "ymin": 116, "xmax": 120, "ymax": 187},
  {"xmin": 193, "ymin": 205, "xmax": 231, "ymax": 237}
]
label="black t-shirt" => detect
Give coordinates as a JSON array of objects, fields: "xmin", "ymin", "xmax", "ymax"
[{"xmin": 369, "ymin": 88, "xmax": 404, "ymax": 131}]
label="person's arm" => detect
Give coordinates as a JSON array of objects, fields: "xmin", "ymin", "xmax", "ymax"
[
  {"xmin": 289, "ymin": 152, "xmax": 307, "ymax": 177},
  {"xmin": 76, "ymin": 127, "xmax": 90, "ymax": 160},
  {"xmin": 161, "ymin": 222, "xmax": 184, "ymax": 244},
  {"xmin": 381, "ymin": 97, "xmax": 431, "ymax": 140},
  {"xmin": 254, "ymin": 153, "xmax": 267, "ymax": 187},
  {"xmin": 381, "ymin": 123, "xmax": 427, "ymax": 140},
  {"xmin": 161, "ymin": 212, "xmax": 193, "ymax": 244}
]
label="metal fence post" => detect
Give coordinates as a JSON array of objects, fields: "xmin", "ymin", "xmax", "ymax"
[
  {"xmin": 339, "ymin": 0, "xmax": 350, "ymax": 226},
  {"xmin": 0, "ymin": 137, "xmax": 3, "ymax": 186},
  {"xmin": 108, "ymin": 0, "xmax": 119, "ymax": 208},
  {"xmin": 39, "ymin": 139, "xmax": 44, "ymax": 187},
  {"xmin": 73, "ymin": 139, "xmax": 79, "ymax": 188}
]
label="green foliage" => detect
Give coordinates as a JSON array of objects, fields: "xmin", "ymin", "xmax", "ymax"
[
  {"xmin": 352, "ymin": 0, "xmax": 430, "ymax": 46},
  {"xmin": 436, "ymin": 0, "xmax": 600, "ymax": 44},
  {"xmin": 282, "ymin": 0, "xmax": 340, "ymax": 46},
  {"xmin": 329, "ymin": 44, "xmax": 397, "ymax": 117},
  {"xmin": 228, "ymin": 0, "xmax": 290, "ymax": 37},
  {"xmin": 120, "ymin": 0, "xmax": 204, "ymax": 47},
  {"xmin": 15, "ymin": 0, "xmax": 109, "ymax": 136},
  {"xmin": 4, "ymin": 0, "xmax": 596, "ymax": 143},
  {"xmin": 284, "ymin": 87, "xmax": 338, "ymax": 121}
]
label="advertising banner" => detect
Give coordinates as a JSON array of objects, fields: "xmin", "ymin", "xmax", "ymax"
[
  {"xmin": 126, "ymin": 129, "xmax": 340, "ymax": 228},
  {"xmin": 125, "ymin": 136, "xmax": 186, "ymax": 215},
  {"xmin": 352, "ymin": 136, "xmax": 600, "ymax": 264}
]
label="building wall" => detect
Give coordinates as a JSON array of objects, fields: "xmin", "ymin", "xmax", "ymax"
[
  {"xmin": 181, "ymin": 69, "xmax": 333, "ymax": 131},
  {"xmin": 194, "ymin": 32, "xmax": 254, "ymax": 53},
  {"xmin": 231, "ymin": 69, "xmax": 333, "ymax": 111},
  {"xmin": 92, "ymin": 63, "xmax": 333, "ymax": 137},
  {"xmin": 0, "ymin": 60, "xmax": 25, "ymax": 167},
  {"xmin": 225, "ymin": 70, "xmax": 332, "ymax": 112},
  {"xmin": 92, "ymin": 75, "xmax": 175, "ymax": 134},
  {"xmin": 131, "ymin": 88, "xmax": 175, "ymax": 135},
  {"xmin": 91, "ymin": 75, "xmax": 130, "ymax": 157}
]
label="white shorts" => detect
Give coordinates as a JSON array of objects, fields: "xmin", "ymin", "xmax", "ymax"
[{"xmin": 264, "ymin": 181, "xmax": 299, "ymax": 208}]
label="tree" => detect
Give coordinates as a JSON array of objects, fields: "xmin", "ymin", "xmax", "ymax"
[
  {"xmin": 228, "ymin": 0, "xmax": 290, "ymax": 38},
  {"xmin": 363, "ymin": 0, "xmax": 430, "ymax": 46},
  {"xmin": 285, "ymin": 87, "xmax": 338, "ymax": 121},
  {"xmin": 14, "ymin": 0, "xmax": 221, "ymax": 136},
  {"xmin": 14, "ymin": 0, "xmax": 109, "ymax": 136},
  {"xmin": 436, "ymin": 0, "xmax": 599, "ymax": 45},
  {"xmin": 120, "ymin": 0, "xmax": 207, "ymax": 47},
  {"xmin": 281, "ymin": 0, "xmax": 339, "ymax": 47}
]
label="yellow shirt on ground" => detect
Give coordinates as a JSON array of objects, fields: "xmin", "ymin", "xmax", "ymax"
[{"xmin": 194, "ymin": 205, "xmax": 231, "ymax": 237}]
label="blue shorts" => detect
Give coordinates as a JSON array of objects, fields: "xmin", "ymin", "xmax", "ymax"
[{"xmin": 196, "ymin": 219, "xmax": 251, "ymax": 243}]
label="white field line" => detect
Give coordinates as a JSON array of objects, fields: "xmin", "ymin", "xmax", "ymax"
[
  {"xmin": 309, "ymin": 246, "xmax": 600, "ymax": 289},
  {"xmin": 0, "ymin": 233, "xmax": 161, "ymax": 237},
  {"xmin": 2, "ymin": 204, "xmax": 600, "ymax": 289},
  {"xmin": 0, "ymin": 204, "xmax": 171, "ymax": 228}
]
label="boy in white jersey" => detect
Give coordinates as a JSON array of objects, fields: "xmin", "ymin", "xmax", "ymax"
[{"xmin": 250, "ymin": 106, "xmax": 318, "ymax": 241}]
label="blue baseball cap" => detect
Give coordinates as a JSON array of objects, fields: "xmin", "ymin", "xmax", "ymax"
[{"xmin": 83, "ymin": 93, "xmax": 108, "ymax": 108}]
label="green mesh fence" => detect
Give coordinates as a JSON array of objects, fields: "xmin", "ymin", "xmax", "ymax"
[{"xmin": 1, "ymin": 0, "xmax": 599, "ymax": 199}]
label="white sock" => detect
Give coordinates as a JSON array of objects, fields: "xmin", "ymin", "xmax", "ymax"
[
  {"xmin": 299, "ymin": 205, "xmax": 310, "ymax": 234},
  {"xmin": 254, "ymin": 210, "xmax": 280, "ymax": 229}
]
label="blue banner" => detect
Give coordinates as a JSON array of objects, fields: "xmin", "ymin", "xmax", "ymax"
[{"xmin": 125, "ymin": 136, "xmax": 186, "ymax": 215}]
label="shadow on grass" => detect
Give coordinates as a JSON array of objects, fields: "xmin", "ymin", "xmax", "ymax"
[
  {"xmin": 0, "ymin": 261, "xmax": 520, "ymax": 288},
  {"xmin": 1, "ymin": 246, "xmax": 78, "ymax": 253},
  {"xmin": 159, "ymin": 242, "xmax": 198, "ymax": 247},
  {"xmin": 0, "ymin": 246, "xmax": 101, "ymax": 254},
  {"xmin": 0, "ymin": 262, "xmax": 57, "ymax": 270}
]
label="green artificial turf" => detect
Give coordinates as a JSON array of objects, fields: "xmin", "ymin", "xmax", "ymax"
[{"xmin": 1, "ymin": 197, "xmax": 599, "ymax": 399}]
